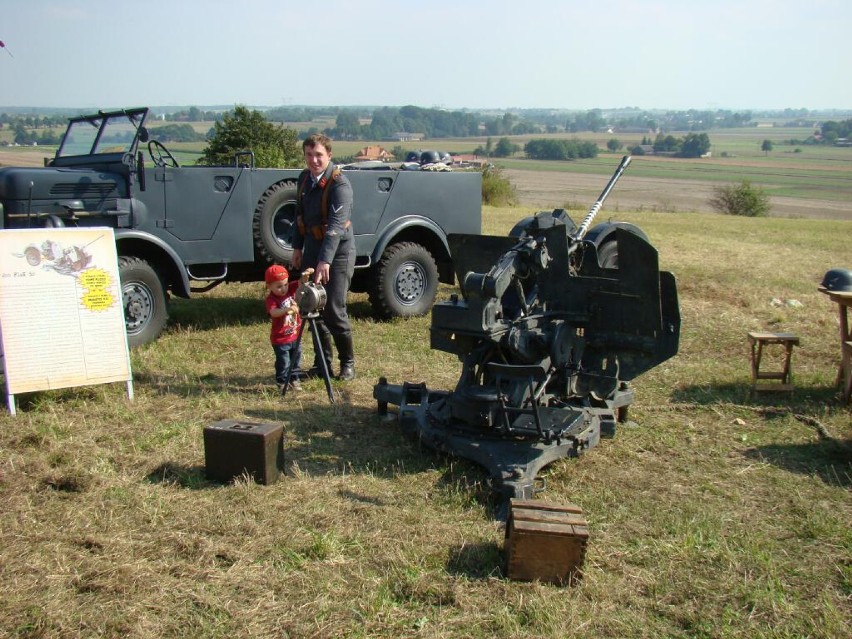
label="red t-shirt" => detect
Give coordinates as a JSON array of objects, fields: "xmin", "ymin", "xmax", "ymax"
[{"xmin": 265, "ymin": 281, "xmax": 302, "ymax": 345}]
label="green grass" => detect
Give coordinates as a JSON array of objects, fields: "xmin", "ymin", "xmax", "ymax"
[{"xmin": 1, "ymin": 205, "xmax": 850, "ymax": 638}]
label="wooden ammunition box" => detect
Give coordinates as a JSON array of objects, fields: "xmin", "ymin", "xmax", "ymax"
[
  {"xmin": 505, "ymin": 499, "xmax": 589, "ymax": 585},
  {"xmin": 203, "ymin": 420, "xmax": 285, "ymax": 485}
]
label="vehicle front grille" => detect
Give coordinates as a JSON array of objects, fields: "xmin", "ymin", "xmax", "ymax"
[{"xmin": 50, "ymin": 182, "xmax": 118, "ymax": 198}]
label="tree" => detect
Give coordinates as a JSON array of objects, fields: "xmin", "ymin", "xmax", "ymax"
[
  {"xmin": 709, "ymin": 180, "xmax": 770, "ymax": 217},
  {"xmin": 334, "ymin": 111, "xmax": 361, "ymax": 139},
  {"xmin": 493, "ymin": 137, "xmax": 519, "ymax": 158},
  {"xmin": 198, "ymin": 106, "xmax": 300, "ymax": 168},
  {"xmin": 607, "ymin": 138, "xmax": 622, "ymax": 152},
  {"xmin": 761, "ymin": 139, "xmax": 773, "ymax": 155},
  {"xmin": 679, "ymin": 133, "xmax": 711, "ymax": 158},
  {"xmin": 653, "ymin": 133, "xmax": 680, "ymax": 153}
]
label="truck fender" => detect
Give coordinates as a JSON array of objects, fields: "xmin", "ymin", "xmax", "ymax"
[
  {"xmin": 114, "ymin": 229, "xmax": 192, "ymax": 298},
  {"xmin": 369, "ymin": 215, "xmax": 451, "ymax": 269},
  {"xmin": 364, "ymin": 215, "xmax": 452, "ymax": 320}
]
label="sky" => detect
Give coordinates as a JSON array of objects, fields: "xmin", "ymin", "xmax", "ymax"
[{"xmin": 1, "ymin": 0, "xmax": 850, "ymax": 112}]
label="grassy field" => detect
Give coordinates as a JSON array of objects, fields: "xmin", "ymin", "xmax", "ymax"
[{"xmin": 1, "ymin": 202, "xmax": 850, "ymax": 637}]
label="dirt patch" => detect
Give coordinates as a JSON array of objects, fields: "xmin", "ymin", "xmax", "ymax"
[{"xmin": 505, "ymin": 168, "xmax": 852, "ymax": 221}]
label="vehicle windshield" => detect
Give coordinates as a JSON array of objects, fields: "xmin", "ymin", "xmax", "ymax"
[{"xmin": 56, "ymin": 110, "xmax": 147, "ymax": 158}]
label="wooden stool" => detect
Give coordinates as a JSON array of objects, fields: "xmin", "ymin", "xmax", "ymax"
[{"xmin": 748, "ymin": 332, "xmax": 799, "ymax": 393}]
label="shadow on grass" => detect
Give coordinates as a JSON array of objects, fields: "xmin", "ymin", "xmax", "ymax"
[
  {"xmin": 132, "ymin": 372, "xmax": 273, "ymax": 396},
  {"xmin": 146, "ymin": 461, "xmax": 211, "ymax": 489},
  {"xmin": 346, "ymin": 298, "xmax": 374, "ymax": 321},
  {"xmin": 446, "ymin": 541, "xmax": 505, "ymax": 580},
  {"xmin": 245, "ymin": 403, "xmax": 439, "ymax": 479},
  {"xmin": 673, "ymin": 382, "xmax": 852, "ymax": 487},
  {"xmin": 671, "ymin": 381, "xmax": 842, "ymax": 407},
  {"xmin": 744, "ymin": 439, "xmax": 852, "ymax": 487},
  {"xmin": 167, "ymin": 295, "xmax": 267, "ymax": 333}
]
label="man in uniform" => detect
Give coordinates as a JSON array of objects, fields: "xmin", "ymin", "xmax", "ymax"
[{"xmin": 291, "ymin": 134, "xmax": 356, "ymax": 381}]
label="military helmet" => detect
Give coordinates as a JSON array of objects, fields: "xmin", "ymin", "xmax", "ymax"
[
  {"xmin": 419, "ymin": 150, "xmax": 441, "ymax": 165},
  {"xmin": 820, "ymin": 268, "xmax": 852, "ymax": 292}
]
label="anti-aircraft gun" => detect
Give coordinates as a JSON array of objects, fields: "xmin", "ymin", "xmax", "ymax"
[{"xmin": 373, "ymin": 156, "xmax": 681, "ymax": 511}]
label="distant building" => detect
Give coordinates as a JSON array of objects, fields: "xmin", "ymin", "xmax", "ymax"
[
  {"xmin": 451, "ymin": 154, "xmax": 490, "ymax": 169},
  {"xmin": 354, "ymin": 145, "xmax": 395, "ymax": 162},
  {"xmin": 394, "ymin": 132, "xmax": 424, "ymax": 142}
]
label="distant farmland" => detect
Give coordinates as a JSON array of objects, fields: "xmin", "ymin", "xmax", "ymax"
[{"xmin": 2, "ymin": 126, "xmax": 850, "ymax": 220}]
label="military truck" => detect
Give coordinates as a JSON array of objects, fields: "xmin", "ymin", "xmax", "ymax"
[{"xmin": 0, "ymin": 108, "xmax": 482, "ymax": 346}]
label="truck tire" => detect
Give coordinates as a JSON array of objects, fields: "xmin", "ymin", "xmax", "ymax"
[
  {"xmin": 369, "ymin": 242, "xmax": 439, "ymax": 319},
  {"xmin": 253, "ymin": 180, "xmax": 298, "ymax": 264},
  {"xmin": 119, "ymin": 256, "xmax": 168, "ymax": 348}
]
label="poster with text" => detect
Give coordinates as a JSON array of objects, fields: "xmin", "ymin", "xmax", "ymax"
[{"xmin": 0, "ymin": 227, "xmax": 131, "ymax": 394}]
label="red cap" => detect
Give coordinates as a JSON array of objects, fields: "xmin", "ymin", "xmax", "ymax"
[{"xmin": 265, "ymin": 264, "xmax": 289, "ymax": 283}]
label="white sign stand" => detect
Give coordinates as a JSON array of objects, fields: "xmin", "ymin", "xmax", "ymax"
[{"xmin": 0, "ymin": 228, "xmax": 133, "ymax": 415}]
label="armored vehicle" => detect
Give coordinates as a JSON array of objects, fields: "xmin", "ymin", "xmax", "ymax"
[{"xmin": 0, "ymin": 108, "xmax": 481, "ymax": 346}]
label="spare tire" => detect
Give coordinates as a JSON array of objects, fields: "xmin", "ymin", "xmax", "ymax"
[{"xmin": 252, "ymin": 180, "xmax": 298, "ymax": 264}]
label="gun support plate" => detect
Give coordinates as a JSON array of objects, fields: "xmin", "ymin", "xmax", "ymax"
[{"xmin": 374, "ymin": 379, "xmax": 608, "ymax": 517}]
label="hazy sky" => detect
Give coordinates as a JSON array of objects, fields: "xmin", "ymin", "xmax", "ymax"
[{"xmin": 1, "ymin": 0, "xmax": 849, "ymax": 111}]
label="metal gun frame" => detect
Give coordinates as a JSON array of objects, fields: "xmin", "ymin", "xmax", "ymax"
[{"xmin": 374, "ymin": 157, "xmax": 681, "ymax": 512}]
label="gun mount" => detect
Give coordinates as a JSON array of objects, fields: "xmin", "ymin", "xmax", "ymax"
[{"xmin": 373, "ymin": 157, "xmax": 681, "ymax": 513}]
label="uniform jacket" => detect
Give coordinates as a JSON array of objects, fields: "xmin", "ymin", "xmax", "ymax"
[{"xmin": 293, "ymin": 162, "xmax": 355, "ymax": 268}]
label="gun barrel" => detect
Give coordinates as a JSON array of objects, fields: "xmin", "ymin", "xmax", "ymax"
[{"xmin": 574, "ymin": 155, "xmax": 632, "ymax": 240}]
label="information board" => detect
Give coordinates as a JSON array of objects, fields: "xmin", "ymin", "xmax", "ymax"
[{"xmin": 0, "ymin": 227, "xmax": 132, "ymax": 414}]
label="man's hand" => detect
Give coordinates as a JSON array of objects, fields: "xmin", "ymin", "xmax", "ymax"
[
  {"xmin": 292, "ymin": 249, "xmax": 303, "ymax": 270},
  {"xmin": 315, "ymin": 261, "xmax": 331, "ymax": 284}
]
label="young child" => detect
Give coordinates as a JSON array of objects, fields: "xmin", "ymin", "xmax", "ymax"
[{"xmin": 264, "ymin": 264, "xmax": 312, "ymax": 392}]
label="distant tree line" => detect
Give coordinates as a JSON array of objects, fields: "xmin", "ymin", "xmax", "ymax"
[
  {"xmin": 0, "ymin": 113, "xmax": 66, "ymax": 128},
  {"xmin": 524, "ymin": 138, "xmax": 599, "ymax": 160},
  {"xmin": 151, "ymin": 123, "xmax": 206, "ymax": 143},
  {"xmin": 6, "ymin": 123, "xmax": 62, "ymax": 146}
]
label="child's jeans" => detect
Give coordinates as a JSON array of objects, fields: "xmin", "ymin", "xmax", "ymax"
[{"xmin": 273, "ymin": 341, "xmax": 302, "ymax": 385}]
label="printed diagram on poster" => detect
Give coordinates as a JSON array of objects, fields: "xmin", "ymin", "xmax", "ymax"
[{"xmin": 0, "ymin": 227, "xmax": 132, "ymax": 414}]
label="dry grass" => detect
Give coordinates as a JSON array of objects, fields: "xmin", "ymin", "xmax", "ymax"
[{"xmin": 1, "ymin": 206, "xmax": 850, "ymax": 638}]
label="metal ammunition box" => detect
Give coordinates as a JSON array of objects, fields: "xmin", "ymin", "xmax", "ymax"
[
  {"xmin": 203, "ymin": 420, "xmax": 285, "ymax": 485},
  {"xmin": 505, "ymin": 499, "xmax": 589, "ymax": 585}
]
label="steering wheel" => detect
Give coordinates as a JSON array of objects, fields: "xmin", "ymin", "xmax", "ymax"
[{"xmin": 148, "ymin": 140, "xmax": 179, "ymax": 168}]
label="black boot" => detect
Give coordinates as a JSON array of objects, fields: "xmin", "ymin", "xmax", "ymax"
[{"xmin": 334, "ymin": 331, "xmax": 356, "ymax": 381}]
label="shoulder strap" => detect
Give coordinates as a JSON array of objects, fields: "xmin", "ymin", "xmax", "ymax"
[
  {"xmin": 296, "ymin": 170, "xmax": 310, "ymax": 237},
  {"xmin": 319, "ymin": 167, "xmax": 342, "ymax": 226}
]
